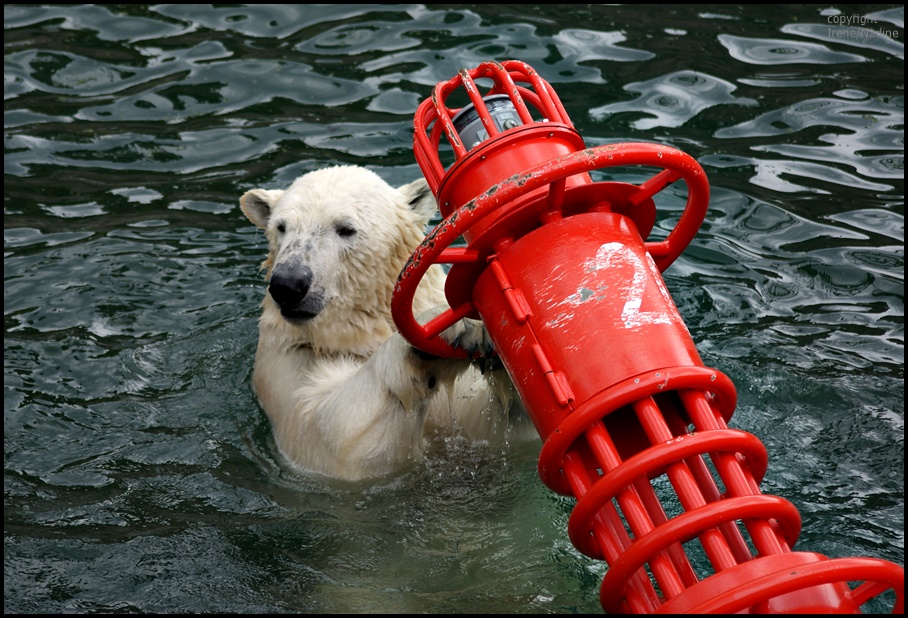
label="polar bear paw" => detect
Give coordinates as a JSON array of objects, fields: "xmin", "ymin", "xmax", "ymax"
[{"xmin": 413, "ymin": 308, "xmax": 496, "ymax": 362}]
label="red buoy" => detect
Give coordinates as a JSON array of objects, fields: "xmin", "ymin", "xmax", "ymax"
[{"xmin": 392, "ymin": 60, "xmax": 904, "ymax": 614}]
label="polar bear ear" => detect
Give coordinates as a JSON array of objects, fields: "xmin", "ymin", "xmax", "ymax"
[
  {"xmin": 240, "ymin": 189, "xmax": 285, "ymax": 229},
  {"xmin": 398, "ymin": 178, "xmax": 438, "ymax": 226}
]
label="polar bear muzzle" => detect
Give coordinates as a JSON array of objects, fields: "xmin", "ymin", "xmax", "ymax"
[{"xmin": 269, "ymin": 262, "xmax": 325, "ymax": 322}]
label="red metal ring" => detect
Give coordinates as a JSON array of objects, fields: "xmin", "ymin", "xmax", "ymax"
[{"xmin": 392, "ymin": 143, "xmax": 710, "ymax": 357}]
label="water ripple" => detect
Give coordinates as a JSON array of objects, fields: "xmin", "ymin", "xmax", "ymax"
[
  {"xmin": 553, "ymin": 28, "xmax": 655, "ymax": 63},
  {"xmin": 718, "ymin": 34, "xmax": 869, "ymax": 65},
  {"xmin": 706, "ymin": 91, "xmax": 903, "ymax": 192},
  {"xmin": 590, "ymin": 70, "xmax": 757, "ymax": 129},
  {"xmin": 154, "ymin": 3, "xmax": 368, "ymax": 40},
  {"xmin": 77, "ymin": 59, "xmax": 377, "ymax": 124},
  {"xmin": 4, "ymin": 4, "xmax": 189, "ymax": 43}
]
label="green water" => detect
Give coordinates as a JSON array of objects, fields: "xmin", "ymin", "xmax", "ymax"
[{"xmin": 4, "ymin": 4, "xmax": 903, "ymax": 613}]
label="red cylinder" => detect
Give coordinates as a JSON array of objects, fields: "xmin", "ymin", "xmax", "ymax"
[{"xmin": 472, "ymin": 211, "xmax": 703, "ymax": 441}]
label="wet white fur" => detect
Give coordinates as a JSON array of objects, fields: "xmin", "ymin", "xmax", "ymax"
[{"xmin": 241, "ymin": 166, "xmax": 531, "ymax": 481}]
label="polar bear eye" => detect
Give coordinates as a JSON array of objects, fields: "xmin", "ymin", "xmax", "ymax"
[
  {"xmin": 335, "ymin": 223, "xmax": 357, "ymax": 238},
  {"xmin": 275, "ymin": 222, "xmax": 286, "ymax": 234}
]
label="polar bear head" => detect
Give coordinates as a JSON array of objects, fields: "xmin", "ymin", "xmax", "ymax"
[{"xmin": 240, "ymin": 165, "xmax": 445, "ymax": 356}]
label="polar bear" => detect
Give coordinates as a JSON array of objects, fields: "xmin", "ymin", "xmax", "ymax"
[{"xmin": 240, "ymin": 165, "xmax": 531, "ymax": 481}]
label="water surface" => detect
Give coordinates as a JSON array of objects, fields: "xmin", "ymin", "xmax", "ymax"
[{"xmin": 4, "ymin": 4, "xmax": 903, "ymax": 613}]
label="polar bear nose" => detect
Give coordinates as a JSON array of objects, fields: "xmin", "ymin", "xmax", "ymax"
[{"xmin": 269, "ymin": 264, "xmax": 314, "ymax": 309}]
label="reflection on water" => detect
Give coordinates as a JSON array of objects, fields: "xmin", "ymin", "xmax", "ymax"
[
  {"xmin": 590, "ymin": 70, "xmax": 758, "ymax": 129},
  {"xmin": 4, "ymin": 3, "xmax": 903, "ymax": 614}
]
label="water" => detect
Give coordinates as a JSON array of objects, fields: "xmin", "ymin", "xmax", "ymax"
[{"xmin": 4, "ymin": 4, "xmax": 903, "ymax": 614}]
